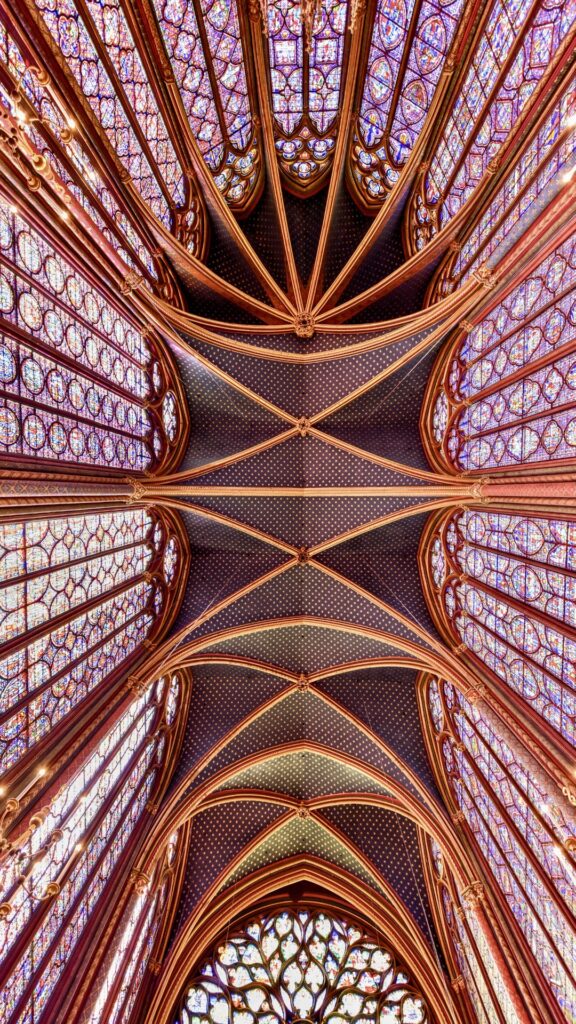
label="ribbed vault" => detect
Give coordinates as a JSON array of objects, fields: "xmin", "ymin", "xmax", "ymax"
[{"xmin": 0, "ymin": 2, "xmax": 575, "ymax": 1023}]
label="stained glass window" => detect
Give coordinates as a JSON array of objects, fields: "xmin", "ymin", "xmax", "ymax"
[
  {"xmin": 0, "ymin": 192, "xmax": 182, "ymax": 472},
  {"xmin": 351, "ymin": 0, "xmax": 465, "ymax": 205},
  {"xmin": 0, "ymin": 508, "xmax": 183, "ymax": 779},
  {"xmin": 33, "ymin": 0, "xmax": 185, "ymax": 228},
  {"xmin": 267, "ymin": 0, "xmax": 348, "ymax": 187},
  {"xmin": 426, "ymin": 508, "xmax": 576, "ymax": 746},
  {"xmin": 426, "ymin": 228, "xmax": 576, "ymax": 472},
  {"xmin": 0, "ymin": 674, "xmax": 181, "ymax": 1023},
  {"xmin": 410, "ymin": 0, "xmax": 576, "ymax": 250},
  {"xmin": 426, "ymin": 838, "xmax": 516, "ymax": 1024},
  {"xmin": 434, "ymin": 75, "xmax": 576, "ymax": 295},
  {"xmin": 153, "ymin": 0, "xmax": 260, "ymax": 207},
  {"xmin": 83, "ymin": 827, "xmax": 182, "ymax": 1023},
  {"xmin": 425, "ymin": 677, "xmax": 576, "ymax": 1021},
  {"xmin": 176, "ymin": 909, "xmax": 429, "ymax": 1024},
  {"xmin": 0, "ymin": 17, "xmax": 169, "ymax": 276}
]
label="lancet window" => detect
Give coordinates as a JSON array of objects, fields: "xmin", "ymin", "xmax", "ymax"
[
  {"xmin": 425, "ymin": 838, "xmax": 517, "ymax": 1024},
  {"xmin": 425, "ymin": 508, "xmax": 576, "ymax": 746},
  {"xmin": 409, "ymin": 0, "xmax": 576, "ymax": 251},
  {"xmin": 351, "ymin": 0, "xmax": 464, "ymax": 206},
  {"xmin": 176, "ymin": 909, "xmax": 429, "ymax": 1024},
  {"xmin": 424, "ymin": 676, "xmax": 576, "ymax": 1022},
  {"xmin": 433, "ymin": 75, "xmax": 576, "ymax": 297},
  {"xmin": 0, "ymin": 192, "xmax": 185, "ymax": 472},
  {"xmin": 0, "ymin": 15, "xmax": 175, "ymax": 278},
  {"xmin": 426, "ymin": 228, "xmax": 576, "ymax": 473},
  {"xmin": 0, "ymin": 673, "xmax": 183, "ymax": 1023},
  {"xmin": 29, "ymin": 0, "xmax": 191, "ymax": 231},
  {"xmin": 83, "ymin": 824, "xmax": 184, "ymax": 1023},
  {"xmin": 0, "ymin": 508, "xmax": 183, "ymax": 780},
  {"xmin": 152, "ymin": 0, "xmax": 261, "ymax": 208},
  {"xmin": 266, "ymin": 0, "xmax": 348, "ymax": 188}
]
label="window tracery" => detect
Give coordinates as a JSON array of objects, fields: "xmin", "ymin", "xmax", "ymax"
[
  {"xmin": 30, "ymin": 0, "xmax": 183, "ymax": 227},
  {"xmin": 424, "ymin": 228, "xmax": 576, "ymax": 473},
  {"xmin": 0, "ymin": 508, "xmax": 183, "ymax": 779},
  {"xmin": 350, "ymin": 0, "xmax": 464, "ymax": 206},
  {"xmin": 176, "ymin": 909, "xmax": 429, "ymax": 1024},
  {"xmin": 83, "ymin": 824, "xmax": 184, "ymax": 1023},
  {"xmin": 432, "ymin": 75, "xmax": 576, "ymax": 297},
  {"xmin": 423, "ymin": 508, "xmax": 576, "ymax": 747},
  {"xmin": 423, "ymin": 676, "xmax": 576, "ymax": 1021},
  {"xmin": 0, "ymin": 192, "xmax": 185, "ymax": 473},
  {"xmin": 409, "ymin": 0, "xmax": 576, "ymax": 251},
  {"xmin": 0, "ymin": 673, "xmax": 183, "ymax": 1023},
  {"xmin": 0, "ymin": 15, "xmax": 173, "ymax": 279},
  {"xmin": 151, "ymin": 0, "xmax": 261, "ymax": 208},
  {"xmin": 425, "ymin": 838, "xmax": 516, "ymax": 1024},
  {"xmin": 266, "ymin": 0, "xmax": 348, "ymax": 189}
]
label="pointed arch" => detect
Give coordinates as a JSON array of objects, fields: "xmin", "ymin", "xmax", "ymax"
[
  {"xmin": 349, "ymin": 0, "xmax": 467, "ymax": 208},
  {"xmin": 0, "ymin": 185, "xmax": 189, "ymax": 474},
  {"xmin": 421, "ymin": 222, "xmax": 576, "ymax": 475},
  {"xmin": 0, "ymin": 505, "xmax": 189, "ymax": 786},
  {"xmin": 145, "ymin": 859, "xmax": 469, "ymax": 1024},
  {"xmin": 419, "ymin": 506, "xmax": 576, "ymax": 753},
  {"xmin": 148, "ymin": 0, "xmax": 263, "ymax": 210}
]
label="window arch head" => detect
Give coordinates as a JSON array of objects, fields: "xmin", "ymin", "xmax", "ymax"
[
  {"xmin": 421, "ymin": 228, "xmax": 576, "ymax": 475},
  {"xmin": 175, "ymin": 908, "xmax": 430, "ymax": 1024},
  {"xmin": 350, "ymin": 0, "xmax": 465, "ymax": 208},
  {"xmin": 265, "ymin": 0, "xmax": 349, "ymax": 191},
  {"xmin": 420, "ymin": 507, "xmax": 576, "ymax": 748},
  {"xmin": 0, "ymin": 505, "xmax": 189, "ymax": 781}
]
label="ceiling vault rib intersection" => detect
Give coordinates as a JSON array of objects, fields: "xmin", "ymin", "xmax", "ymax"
[{"xmin": 1, "ymin": 1, "xmax": 576, "ymax": 1023}]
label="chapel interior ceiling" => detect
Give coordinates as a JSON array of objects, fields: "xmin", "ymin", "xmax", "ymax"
[{"xmin": 1, "ymin": 0, "xmax": 576, "ymax": 1020}]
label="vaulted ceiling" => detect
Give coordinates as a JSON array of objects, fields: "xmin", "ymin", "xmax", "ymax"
[{"xmin": 1, "ymin": 0, "xmax": 575, "ymax": 1019}]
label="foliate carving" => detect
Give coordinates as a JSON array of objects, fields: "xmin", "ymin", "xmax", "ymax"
[
  {"xmin": 459, "ymin": 319, "xmax": 474, "ymax": 332},
  {"xmin": 130, "ymin": 869, "xmax": 150, "ymax": 894},
  {"xmin": 121, "ymin": 270, "xmax": 144, "ymax": 294},
  {"xmin": 247, "ymin": 0, "xmax": 263, "ymax": 23},
  {"xmin": 297, "ymin": 547, "xmax": 310, "ymax": 564},
  {"xmin": 127, "ymin": 676, "xmax": 147, "ymax": 697},
  {"xmin": 294, "ymin": 313, "xmax": 315, "ymax": 338},
  {"xmin": 462, "ymin": 684, "xmax": 487, "ymax": 705},
  {"xmin": 148, "ymin": 958, "xmax": 162, "ymax": 974},
  {"xmin": 297, "ymin": 801, "xmax": 310, "ymax": 819},
  {"xmin": 297, "ymin": 673, "xmax": 310, "ymax": 691},
  {"xmin": 349, "ymin": 0, "xmax": 366, "ymax": 32},
  {"xmin": 296, "ymin": 418, "xmax": 311, "ymax": 437},
  {"xmin": 472, "ymin": 265, "xmax": 498, "ymax": 290},
  {"xmin": 452, "ymin": 810, "xmax": 466, "ymax": 825},
  {"xmin": 450, "ymin": 975, "xmax": 465, "ymax": 992},
  {"xmin": 460, "ymin": 881, "xmax": 485, "ymax": 908}
]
